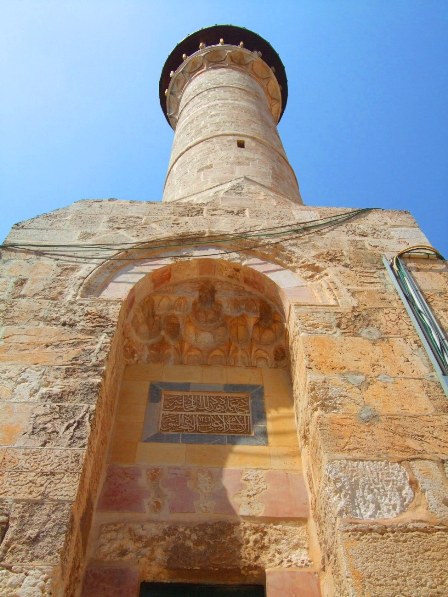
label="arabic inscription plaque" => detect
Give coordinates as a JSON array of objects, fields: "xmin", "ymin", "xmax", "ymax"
[{"xmin": 159, "ymin": 391, "xmax": 252, "ymax": 435}]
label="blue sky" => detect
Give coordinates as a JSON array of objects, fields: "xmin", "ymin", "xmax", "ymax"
[{"xmin": 1, "ymin": 1, "xmax": 447, "ymax": 254}]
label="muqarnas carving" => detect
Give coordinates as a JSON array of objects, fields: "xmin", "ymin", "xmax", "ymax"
[{"xmin": 124, "ymin": 279, "xmax": 288, "ymax": 368}]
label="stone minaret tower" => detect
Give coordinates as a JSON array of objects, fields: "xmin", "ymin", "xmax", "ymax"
[{"xmin": 160, "ymin": 25, "xmax": 301, "ymax": 203}]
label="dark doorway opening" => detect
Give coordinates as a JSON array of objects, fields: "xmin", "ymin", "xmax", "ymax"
[{"xmin": 140, "ymin": 582, "xmax": 265, "ymax": 596}]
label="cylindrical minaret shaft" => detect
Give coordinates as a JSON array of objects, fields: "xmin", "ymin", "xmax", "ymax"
[{"xmin": 160, "ymin": 26, "xmax": 302, "ymax": 204}]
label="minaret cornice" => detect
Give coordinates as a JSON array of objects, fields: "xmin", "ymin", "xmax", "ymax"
[
  {"xmin": 159, "ymin": 24, "xmax": 288, "ymax": 125},
  {"xmin": 165, "ymin": 45, "xmax": 282, "ymax": 130}
]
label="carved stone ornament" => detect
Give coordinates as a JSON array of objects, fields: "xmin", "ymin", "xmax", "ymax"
[
  {"xmin": 166, "ymin": 45, "xmax": 282, "ymax": 128},
  {"xmin": 159, "ymin": 390, "xmax": 252, "ymax": 435},
  {"xmin": 124, "ymin": 279, "xmax": 288, "ymax": 368},
  {"xmin": 142, "ymin": 382, "xmax": 267, "ymax": 445}
]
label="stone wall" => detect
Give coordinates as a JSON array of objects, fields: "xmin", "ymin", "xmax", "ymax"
[{"xmin": 0, "ymin": 194, "xmax": 447, "ymax": 595}]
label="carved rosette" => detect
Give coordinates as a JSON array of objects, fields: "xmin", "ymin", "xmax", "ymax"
[
  {"xmin": 123, "ymin": 279, "xmax": 288, "ymax": 368},
  {"xmin": 166, "ymin": 45, "xmax": 282, "ymax": 129}
]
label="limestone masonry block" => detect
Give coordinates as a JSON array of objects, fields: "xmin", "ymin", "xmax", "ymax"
[
  {"xmin": 303, "ymin": 335, "xmax": 432, "ymax": 378},
  {"xmin": 314, "ymin": 414, "xmax": 448, "ymax": 460},
  {"xmin": 0, "ymin": 566, "xmax": 53, "ymax": 597},
  {"xmin": 95, "ymin": 520, "xmax": 310, "ymax": 576},
  {"xmin": 340, "ymin": 526, "xmax": 448, "ymax": 596},
  {"xmin": 0, "ymin": 403, "xmax": 34, "ymax": 445},
  {"xmin": 0, "ymin": 501, "xmax": 72, "ymax": 566},
  {"xmin": 2, "ymin": 448, "xmax": 84, "ymax": 471},
  {"xmin": 410, "ymin": 460, "xmax": 448, "ymax": 519},
  {"xmin": 324, "ymin": 460, "xmax": 414, "ymax": 519},
  {"xmin": 0, "ymin": 365, "xmax": 45, "ymax": 401},
  {"xmin": 302, "ymin": 373, "xmax": 446, "ymax": 418},
  {"xmin": 19, "ymin": 403, "xmax": 94, "ymax": 448}
]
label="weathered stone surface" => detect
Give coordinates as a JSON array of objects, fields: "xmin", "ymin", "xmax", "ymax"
[
  {"xmin": 36, "ymin": 377, "xmax": 103, "ymax": 405},
  {"xmin": 95, "ymin": 520, "xmax": 310, "ymax": 575},
  {"xmin": 324, "ymin": 460, "xmax": 414, "ymax": 519},
  {"xmin": 0, "ymin": 499, "xmax": 10, "ymax": 545},
  {"xmin": 0, "ymin": 502, "xmax": 72, "ymax": 565},
  {"xmin": 0, "ymin": 566, "xmax": 53, "ymax": 597},
  {"xmin": 13, "ymin": 263, "xmax": 87, "ymax": 301},
  {"xmin": 313, "ymin": 414, "xmax": 448, "ymax": 460},
  {"xmin": 406, "ymin": 258, "xmax": 448, "ymax": 291},
  {"xmin": 97, "ymin": 465, "xmax": 309, "ymax": 520},
  {"xmin": 98, "ymin": 465, "xmax": 149, "ymax": 512},
  {"xmin": 266, "ymin": 569, "xmax": 321, "ymax": 597},
  {"xmin": 0, "ymin": 298, "xmax": 119, "ymax": 331},
  {"xmin": 2, "ymin": 448, "xmax": 84, "ymax": 471},
  {"xmin": 81, "ymin": 566, "xmax": 139, "ymax": 597},
  {"xmin": 0, "ymin": 403, "xmax": 34, "ymax": 445},
  {"xmin": 0, "ymin": 470, "xmax": 79, "ymax": 500},
  {"xmin": 0, "ymin": 362, "xmax": 101, "ymax": 408},
  {"xmin": 298, "ymin": 374, "xmax": 364, "ymax": 424},
  {"xmin": 295, "ymin": 307, "xmax": 414, "ymax": 339},
  {"xmin": 423, "ymin": 290, "xmax": 448, "ymax": 330},
  {"xmin": 0, "ymin": 326, "xmax": 112, "ymax": 366},
  {"xmin": 300, "ymin": 373, "xmax": 446, "ymax": 420},
  {"xmin": 362, "ymin": 377, "xmax": 448, "ymax": 414},
  {"xmin": 410, "ymin": 460, "xmax": 448, "ymax": 519},
  {"xmin": 303, "ymin": 336, "xmax": 432, "ymax": 378},
  {"xmin": 350, "ymin": 287, "xmax": 404, "ymax": 308},
  {"xmin": 19, "ymin": 404, "xmax": 94, "ymax": 448},
  {"xmin": 39, "ymin": 365, "xmax": 105, "ymax": 405},
  {"xmin": 0, "ymin": 447, "xmax": 83, "ymax": 500},
  {"xmin": 340, "ymin": 526, "xmax": 448, "ymax": 596},
  {"xmin": 0, "ymin": 365, "xmax": 45, "ymax": 401}
]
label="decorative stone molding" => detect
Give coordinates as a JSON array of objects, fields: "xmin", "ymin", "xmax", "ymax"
[
  {"xmin": 166, "ymin": 45, "xmax": 282, "ymax": 128},
  {"xmin": 142, "ymin": 382, "xmax": 267, "ymax": 445},
  {"xmin": 123, "ymin": 278, "xmax": 288, "ymax": 368},
  {"xmin": 79, "ymin": 251, "xmax": 323, "ymax": 311}
]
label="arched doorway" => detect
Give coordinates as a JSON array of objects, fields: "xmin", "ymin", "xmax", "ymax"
[{"xmin": 81, "ymin": 258, "xmax": 319, "ymax": 596}]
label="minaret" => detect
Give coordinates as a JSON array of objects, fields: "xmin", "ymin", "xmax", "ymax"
[{"xmin": 160, "ymin": 25, "xmax": 302, "ymax": 203}]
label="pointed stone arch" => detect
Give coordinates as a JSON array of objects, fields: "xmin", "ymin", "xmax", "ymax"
[
  {"xmin": 80, "ymin": 255, "xmax": 315, "ymax": 594},
  {"xmin": 78, "ymin": 243, "xmax": 331, "ymax": 312}
]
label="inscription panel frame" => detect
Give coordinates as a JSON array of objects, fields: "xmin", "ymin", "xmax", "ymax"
[
  {"xmin": 142, "ymin": 382, "xmax": 267, "ymax": 445},
  {"xmin": 160, "ymin": 390, "xmax": 252, "ymax": 435}
]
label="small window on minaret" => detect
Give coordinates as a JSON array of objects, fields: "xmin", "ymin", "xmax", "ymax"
[{"xmin": 237, "ymin": 139, "xmax": 245, "ymax": 148}]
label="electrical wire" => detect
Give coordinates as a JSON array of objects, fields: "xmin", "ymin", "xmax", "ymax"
[
  {"xmin": 0, "ymin": 207, "xmax": 374, "ymax": 265},
  {"xmin": 1, "ymin": 208, "xmax": 370, "ymax": 250},
  {"xmin": 1, "ymin": 208, "xmax": 373, "ymax": 264}
]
